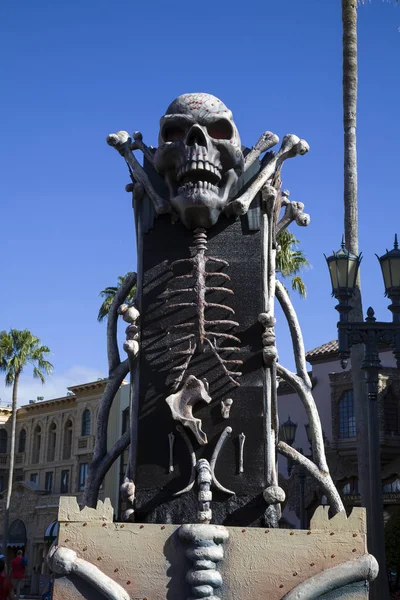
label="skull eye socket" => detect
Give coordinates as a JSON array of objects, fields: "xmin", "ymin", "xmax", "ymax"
[
  {"xmin": 162, "ymin": 125, "xmax": 186, "ymax": 142},
  {"xmin": 207, "ymin": 120, "xmax": 233, "ymax": 140}
]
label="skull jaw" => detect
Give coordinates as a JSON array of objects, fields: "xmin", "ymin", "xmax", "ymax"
[
  {"xmin": 171, "ymin": 193, "xmax": 223, "ymax": 229},
  {"xmin": 167, "ymin": 169, "xmax": 238, "ymax": 229}
]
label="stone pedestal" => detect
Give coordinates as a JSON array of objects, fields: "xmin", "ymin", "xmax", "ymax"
[{"xmin": 51, "ymin": 498, "xmax": 376, "ymax": 600}]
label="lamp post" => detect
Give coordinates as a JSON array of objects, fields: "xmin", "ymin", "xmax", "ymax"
[
  {"xmin": 279, "ymin": 416, "xmax": 297, "ymax": 476},
  {"xmin": 325, "ymin": 235, "xmax": 400, "ymax": 595}
]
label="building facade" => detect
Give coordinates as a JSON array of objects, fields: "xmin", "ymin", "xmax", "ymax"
[
  {"xmin": 0, "ymin": 379, "xmax": 129, "ymax": 595},
  {"xmin": 278, "ymin": 340, "xmax": 400, "ymax": 528}
]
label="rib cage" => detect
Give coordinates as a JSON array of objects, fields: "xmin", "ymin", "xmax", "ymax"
[{"xmin": 164, "ymin": 228, "xmax": 242, "ymax": 391}]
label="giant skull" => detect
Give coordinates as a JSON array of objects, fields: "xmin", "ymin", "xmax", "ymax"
[{"xmin": 154, "ymin": 93, "xmax": 244, "ymax": 229}]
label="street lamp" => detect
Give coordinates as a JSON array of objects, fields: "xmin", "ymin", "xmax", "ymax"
[
  {"xmin": 376, "ymin": 234, "xmax": 400, "ymax": 324},
  {"xmin": 279, "ymin": 416, "xmax": 297, "ymax": 476},
  {"xmin": 324, "ymin": 237, "xmax": 362, "ymax": 369},
  {"xmin": 326, "ymin": 235, "xmax": 400, "ymax": 596}
]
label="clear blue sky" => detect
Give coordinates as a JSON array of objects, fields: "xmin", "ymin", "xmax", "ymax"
[{"xmin": 1, "ymin": 0, "xmax": 399, "ymax": 404}]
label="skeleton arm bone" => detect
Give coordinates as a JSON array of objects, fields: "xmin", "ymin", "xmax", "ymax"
[
  {"xmin": 107, "ymin": 130, "xmax": 170, "ymax": 214},
  {"xmin": 275, "ymin": 280, "xmax": 311, "ymax": 386},
  {"xmin": 47, "ymin": 545, "xmax": 130, "ymax": 600},
  {"xmin": 276, "ymin": 363, "xmax": 327, "ymax": 472},
  {"xmin": 276, "ymin": 363, "xmax": 345, "ymax": 515},
  {"xmin": 277, "ymin": 441, "xmax": 344, "ymax": 516},
  {"xmin": 227, "ymin": 134, "xmax": 309, "ymax": 216}
]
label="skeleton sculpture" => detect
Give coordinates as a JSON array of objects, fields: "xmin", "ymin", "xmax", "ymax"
[{"xmin": 106, "ymin": 92, "xmax": 345, "ymax": 528}]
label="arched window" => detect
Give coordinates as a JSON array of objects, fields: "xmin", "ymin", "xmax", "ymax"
[
  {"xmin": 339, "ymin": 390, "xmax": 356, "ymax": 439},
  {"xmin": 9, "ymin": 519, "xmax": 27, "ymax": 546},
  {"xmin": 384, "ymin": 386, "xmax": 399, "ymax": 435},
  {"xmin": 32, "ymin": 425, "xmax": 42, "ymax": 464},
  {"xmin": 47, "ymin": 422, "xmax": 57, "ymax": 462},
  {"xmin": 18, "ymin": 429, "xmax": 26, "ymax": 453},
  {"xmin": 0, "ymin": 429, "xmax": 7, "ymax": 454},
  {"xmin": 81, "ymin": 409, "xmax": 91, "ymax": 437},
  {"xmin": 63, "ymin": 419, "xmax": 73, "ymax": 460}
]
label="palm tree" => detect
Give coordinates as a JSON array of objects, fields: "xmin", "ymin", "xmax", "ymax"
[
  {"xmin": 276, "ymin": 230, "xmax": 310, "ymax": 298},
  {"xmin": 342, "ymin": 2, "xmax": 392, "ymax": 596},
  {"xmin": 0, "ymin": 329, "xmax": 53, "ymax": 555},
  {"xmin": 97, "ymin": 272, "xmax": 137, "ymax": 322}
]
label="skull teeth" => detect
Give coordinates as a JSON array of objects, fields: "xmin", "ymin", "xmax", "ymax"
[
  {"xmin": 178, "ymin": 182, "xmax": 219, "ymax": 195},
  {"xmin": 177, "ymin": 160, "xmax": 222, "ymax": 184}
]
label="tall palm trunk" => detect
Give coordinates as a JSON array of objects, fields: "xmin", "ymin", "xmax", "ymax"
[
  {"xmin": 342, "ymin": 2, "xmax": 388, "ymax": 597},
  {"xmin": 3, "ymin": 372, "xmax": 19, "ymax": 561}
]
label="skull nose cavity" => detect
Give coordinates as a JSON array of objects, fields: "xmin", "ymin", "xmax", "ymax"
[{"xmin": 186, "ymin": 125, "xmax": 208, "ymax": 148}]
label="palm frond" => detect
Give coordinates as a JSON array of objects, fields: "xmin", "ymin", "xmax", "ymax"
[
  {"xmin": 97, "ymin": 272, "xmax": 136, "ymax": 322},
  {"xmin": 276, "ymin": 230, "xmax": 310, "ymax": 298},
  {"xmin": 0, "ymin": 328, "xmax": 52, "ymax": 392},
  {"xmin": 291, "ymin": 276, "xmax": 307, "ymax": 298},
  {"xmin": 33, "ymin": 367, "xmax": 46, "ymax": 384}
]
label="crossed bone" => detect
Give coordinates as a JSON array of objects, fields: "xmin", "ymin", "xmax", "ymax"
[
  {"xmin": 107, "ymin": 130, "xmax": 170, "ymax": 214},
  {"xmin": 227, "ymin": 133, "xmax": 309, "ymax": 217},
  {"xmin": 107, "ymin": 129, "xmax": 309, "ymax": 226}
]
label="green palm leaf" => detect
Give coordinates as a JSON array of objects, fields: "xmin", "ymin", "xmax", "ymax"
[
  {"xmin": 276, "ymin": 230, "xmax": 310, "ymax": 298},
  {"xmin": 97, "ymin": 272, "xmax": 137, "ymax": 322}
]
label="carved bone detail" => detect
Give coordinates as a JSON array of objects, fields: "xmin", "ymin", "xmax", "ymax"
[{"xmin": 165, "ymin": 376, "xmax": 211, "ymax": 445}]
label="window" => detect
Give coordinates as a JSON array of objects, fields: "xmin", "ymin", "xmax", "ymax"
[
  {"xmin": 382, "ymin": 478, "xmax": 400, "ymax": 493},
  {"xmin": 47, "ymin": 423, "xmax": 57, "ymax": 462},
  {"xmin": 0, "ymin": 475, "xmax": 4, "ymax": 492},
  {"xmin": 18, "ymin": 429, "xmax": 26, "ymax": 453},
  {"xmin": 343, "ymin": 479, "xmax": 359, "ymax": 495},
  {"xmin": 81, "ymin": 409, "xmax": 91, "ymax": 437},
  {"xmin": 32, "ymin": 425, "xmax": 42, "ymax": 463},
  {"xmin": 60, "ymin": 470, "xmax": 69, "ymax": 493},
  {"xmin": 45, "ymin": 472, "xmax": 53, "ymax": 492},
  {"xmin": 384, "ymin": 387, "xmax": 399, "ymax": 435},
  {"xmin": 63, "ymin": 419, "xmax": 73, "ymax": 460},
  {"xmin": 79, "ymin": 463, "xmax": 88, "ymax": 491},
  {"xmin": 0, "ymin": 429, "xmax": 7, "ymax": 454},
  {"xmin": 339, "ymin": 391, "xmax": 356, "ymax": 438},
  {"xmin": 30, "ymin": 473, "xmax": 38, "ymax": 485}
]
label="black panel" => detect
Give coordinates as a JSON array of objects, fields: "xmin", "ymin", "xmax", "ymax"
[{"xmin": 134, "ymin": 210, "xmax": 266, "ymax": 525}]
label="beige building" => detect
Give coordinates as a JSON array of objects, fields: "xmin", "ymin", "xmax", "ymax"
[
  {"xmin": 0, "ymin": 379, "xmax": 129, "ymax": 595},
  {"xmin": 278, "ymin": 340, "xmax": 400, "ymax": 528}
]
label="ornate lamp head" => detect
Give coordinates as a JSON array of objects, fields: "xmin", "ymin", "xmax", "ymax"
[
  {"xmin": 325, "ymin": 236, "xmax": 362, "ymax": 299},
  {"xmin": 376, "ymin": 234, "xmax": 400, "ymax": 299}
]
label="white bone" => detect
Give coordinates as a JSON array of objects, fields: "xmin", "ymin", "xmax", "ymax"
[
  {"xmin": 47, "ymin": 545, "xmax": 130, "ymax": 600},
  {"xmin": 166, "ymin": 376, "xmax": 211, "ymax": 445},
  {"xmin": 227, "ymin": 134, "xmax": 309, "ymax": 216},
  {"xmin": 244, "ymin": 131, "xmax": 279, "ymax": 171},
  {"xmin": 131, "ymin": 131, "xmax": 155, "ymax": 165},
  {"xmin": 107, "ymin": 131, "xmax": 170, "ymax": 214},
  {"xmin": 238, "ymin": 432, "xmax": 246, "ymax": 474},
  {"xmin": 220, "ymin": 398, "xmax": 233, "ymax": 419},
  {"xmin": 276, "ymin": 189, "xmax": 310, "ymax": 235},
  {"xmin": 168, "ymin": 432, "xmax": 175, "ymax": 473}
]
